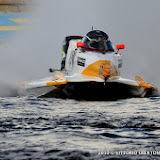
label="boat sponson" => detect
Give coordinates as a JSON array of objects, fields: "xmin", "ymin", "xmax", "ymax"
[{"xmin": 39, "ymin": 82, "xmax": 150, "ymax": 100}]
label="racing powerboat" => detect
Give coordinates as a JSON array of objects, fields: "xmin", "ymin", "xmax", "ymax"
[{"xmin": 18, "ymin": 30, "xmax": 158, "ymax": 100}]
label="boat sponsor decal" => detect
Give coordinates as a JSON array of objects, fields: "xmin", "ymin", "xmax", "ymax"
[
  {"xmin": 118, "ymin": 59, "xmax": 122, "ymax": 68},
  {"xmin": 99, "ymin": 62, "xmax": 111, "ymax": 78},
  {"xmin": 77, "ymin": 57, "xmax": 86, "ymax": 67},
  {"xmin": 82, "ymin": 60, "xmax": 119, "ymax": 79}
]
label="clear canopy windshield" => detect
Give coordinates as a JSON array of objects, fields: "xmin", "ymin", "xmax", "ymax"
[{"xmin": 82, "ymin": 30, "xmax": 114, "ymax": 52}]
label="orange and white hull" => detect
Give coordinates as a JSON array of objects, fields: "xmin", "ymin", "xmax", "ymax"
[
  {"xmin": 18, "ymin": 39, "xmax": 159, "ymax": 99},
  {"xmin": 18, "ymin": 71, "xmax": 158, "ymax": 100}
]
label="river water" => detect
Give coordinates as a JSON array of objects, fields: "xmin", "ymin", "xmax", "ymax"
[{"xmin": 1, "ymin": 96, "xmax": 160, "ymax": 160}]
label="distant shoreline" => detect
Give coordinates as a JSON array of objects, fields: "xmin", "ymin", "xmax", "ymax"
[{"xmin": 0, "ymin": 0, "xmax": 32, "ymax": 13}]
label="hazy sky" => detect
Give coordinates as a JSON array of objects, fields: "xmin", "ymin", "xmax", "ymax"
[{"xmin": 0, "ymin": 0, "xmax": 160, "ymax": 96}]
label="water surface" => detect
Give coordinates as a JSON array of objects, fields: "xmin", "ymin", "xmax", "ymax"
[{"xmin": 1, "ymin": 96, "xmax": 160, "ymax": 159}]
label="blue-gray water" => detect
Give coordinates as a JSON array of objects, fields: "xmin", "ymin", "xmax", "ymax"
[{"xmin": 1, "ymin": 96, "xmax": 160, "ymax": 160}]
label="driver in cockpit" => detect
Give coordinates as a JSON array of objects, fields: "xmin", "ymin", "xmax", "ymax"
[
  {"xmin": 61, "ymin": 30, "xmax": 114, "ymax": 70},
  {"xmin": 82, "ymin": 30, "xmax": 114, "ymax": 53}
]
